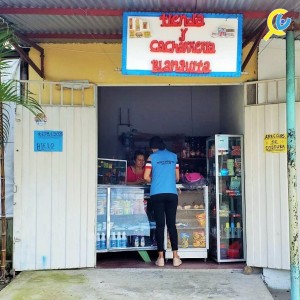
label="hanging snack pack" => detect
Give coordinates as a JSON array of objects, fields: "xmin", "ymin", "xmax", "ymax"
[{"xmin": 230, "ymin": 176, "xmax": 241, "ymax": 191}]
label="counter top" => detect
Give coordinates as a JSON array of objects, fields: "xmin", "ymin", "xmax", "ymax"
[{"xmin": 97, "ymin": 184, "xmax": 206, "ymax": 189}]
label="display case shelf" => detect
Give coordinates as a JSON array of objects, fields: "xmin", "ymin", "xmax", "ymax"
[
  {"xmin": 207, "ymin": 135, "xmax": 246, "ymax": 263},
  {"xmin": 165, "ymin": 187, "xmax": 209, "ymax": 260}
]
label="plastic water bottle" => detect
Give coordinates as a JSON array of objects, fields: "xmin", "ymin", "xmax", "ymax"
[
  {"xmin": 100, "ymin": 232, "xmax": 106, "ymax": 249},
  {"xmin": 96, "ymin": 232, "xmax": 101, "ymax": 250},
  {"xmin": 121, "ymin": 231, "xmax": 127, "ymax": 248},
  {"xmin": 110, "ymin": 232, "xmax": 117, "ymax": 248},
  {"xmin": 140, "ymin": 236, "xmax": 145, "ymax": 247},
  {"xmin": 116, "ymin": 231, "xmax": 122, "ymax": 248},
  {"xmin": 134, "ymin": 235, "xmax": 139, "ymax": 247}
]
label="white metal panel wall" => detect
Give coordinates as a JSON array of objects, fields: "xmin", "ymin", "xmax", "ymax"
[
  {"xmin": 245, "ymin": 103, "xmax": 299, "ymax": 270},
  {"xmin": 13, "ymin": 105, "xmax": 97, "ymax": 271}
]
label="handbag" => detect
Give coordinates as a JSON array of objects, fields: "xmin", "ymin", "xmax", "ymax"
[
  {"xmin": 182, "ymin": 172, "xmax": 207, "ymax": 190},
  {"xmin": 183, "ymin": 172, "xmax": 203, "ymax": 183}
]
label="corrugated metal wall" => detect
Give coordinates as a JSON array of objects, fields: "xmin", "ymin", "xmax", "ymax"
[
  {"xmin": 245, "ymin": 103, "xmax": 300, "ymax": 269},
  {"xmin": 13, "ymin": 105, "xmax": 97, "ymax": 271}
]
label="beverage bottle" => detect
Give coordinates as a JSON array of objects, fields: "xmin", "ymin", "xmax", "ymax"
[
  {"xmin": 121, "ymin": 231, "xmax": 127, "ymax": 248},
  {"xmin": 110, "ymin": 232, "xmax": 117, "ymax": 248},
  {"xmin": 140, "ymin": 236, "xmax": 145, "ymax": 247},
  {"xmin": 134, "ymin": 236, "xmax": 139, "ymax": 247},
  {"xmin": 100, "ymin": 232, "xmax": 106, "ymax": 249},
  {"xmin": 236, "ymin": 222, "xmax": 242, "ymax": 238},
  {"xmin": 224, "ymin": 222, "xmax": 230, "ymax": 238},
  {"xmin": 96, "ymin": 232, "xmax": 101, "ymax": 250},
  {"xmin": 116, "ymin": 232, "xmax": 122, "ymax": 248},
  {"xmin": 230, "ymin": 221, "xmax": 235, "ymax": 238}
]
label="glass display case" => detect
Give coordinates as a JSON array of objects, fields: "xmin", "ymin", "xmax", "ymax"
[
  {"xmin": 96, "ymin": 185, "xmax": 156, "ymax": 253},
  {"xmin": 206, "ymin": 135, "xmax": 245, "ymax": 262},
  {"xmin": 165, "ymin": 186, "xmax": 209, "ymax": 260},
  {"xmin": 98, "ymin": 158, "xmax": 127, "ymax": 185}
]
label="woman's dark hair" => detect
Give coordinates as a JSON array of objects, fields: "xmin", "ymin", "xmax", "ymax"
[
  {"xmin": 149, "ymin": 136, "xmax": 166, "ymax": 150},
  {"xmin": 133, "ymin": 150, "xmax": 145, "ymax": 161}
]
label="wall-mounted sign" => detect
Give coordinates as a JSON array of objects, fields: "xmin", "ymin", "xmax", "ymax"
[
  {"xmin": 122, "ymin": 12, "xmax": 243, "ymax": 77},
  {"xmin": 217, "ymin": 135, "xmax": 229, "ymax": 151},
  {"xmin": 34, "ymin": 130, "xmax": 63, "ymax": 152},
  {"xmin": 264, "ymin": 133, "xmax": 287, "ymax": 153}
]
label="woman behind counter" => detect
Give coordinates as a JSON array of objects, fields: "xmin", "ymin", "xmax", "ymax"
[{"xmin": 126, "ymin": 150, "xmax": 146, "ymax": 185}]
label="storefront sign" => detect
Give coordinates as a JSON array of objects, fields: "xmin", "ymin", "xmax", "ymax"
[
  {"xmin": 34, "ymin": 130, "xmax": 63, "ymax": 152},
  {"xmin": 263, "ymin": 9, "xmax": 291, "ymax": 41},
  {"xmin": 122, "ymin": 12, "xmax": 243, "ymax": 77},
  {"xmin": 264, "ymin": 133, "xmax": 287, "ymax": 153}
]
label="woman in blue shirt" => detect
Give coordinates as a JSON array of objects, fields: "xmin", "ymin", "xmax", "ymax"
[{"xmin": 144, "ymin": 136, "xmax": 182, "ymax": 267}]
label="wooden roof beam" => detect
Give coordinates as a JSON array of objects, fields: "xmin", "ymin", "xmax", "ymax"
[
  {"xmin": 14, "ymin": 33, "xmax": 45, "ymax": 79},
  {"xmin": 242, "ymin": 22, "xmax": 268, "ymax": 72},
  {"xmin": 10, "ymin": 41, "xmax": 44, "ymax": 79},
  {"xmin": 242, "ymin": 20, "xmax": 266, "ymax": 49}
]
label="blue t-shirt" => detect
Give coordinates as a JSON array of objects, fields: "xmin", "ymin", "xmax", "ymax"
[{"xmin": 146, "ymin": 149, "xmax": 178, "ymax": 196}]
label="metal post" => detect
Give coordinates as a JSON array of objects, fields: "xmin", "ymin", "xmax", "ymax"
[{"xmin": 286, "ymin": 29, "xmax": 300, "ymax": 299}]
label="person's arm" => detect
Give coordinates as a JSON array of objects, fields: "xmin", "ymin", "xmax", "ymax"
[
  {"xmin": 144, "ymin": 158, "xmax": 152, "ymax": 183},
  {"xmin": 175, "ymin": 162, "xmax": 180, "ymax": 182}
]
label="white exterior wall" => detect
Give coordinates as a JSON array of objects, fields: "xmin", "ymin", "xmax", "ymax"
[
  {"xmin": 245, "ymin": 103, "xmax": 292, "ymax": 270},
  {"xmin": 13, "ymin": 105, "xmax": 97, "ymax": 271},
  {"xmin": 247, "ymin": 38, "xmax": 300, "ymax": 289},
  {"xmin": 258, "ymin": 39, "xmax": 300, "ymax": 80},
  {"xmin": 245, "ymin": 102, "xmax": 300, "ymax": 286}
]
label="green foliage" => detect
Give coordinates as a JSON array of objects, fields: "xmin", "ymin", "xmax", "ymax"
[{"xmin": 0, "ymin": 24, "xmax": 44, "ymax": 146}]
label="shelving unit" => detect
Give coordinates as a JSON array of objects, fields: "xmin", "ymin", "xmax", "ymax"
[
  {"xmin": 179, "ymin": 136, "xmax": 208, "ymax": 176},
  {"xmin": 165, "ymin": 186, "xmax": 209, "ymax": 260},
  {"xmin": 179, "ymin": 158, "xmax": 207, "ymax": 177},
  {"xmin": 206, "ymin": 135, "xmax": 245, "ymax": 262}
]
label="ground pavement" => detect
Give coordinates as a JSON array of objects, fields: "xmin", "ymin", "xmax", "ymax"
[{"xmin": 0, "ymin": 268, "xmax": 275, "ymax": 300}]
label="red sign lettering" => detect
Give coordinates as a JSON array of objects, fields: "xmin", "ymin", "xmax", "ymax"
[
  {"xmin": 150, "ymin": 40, "xmax": 216, "ymax": 54},
  {"xmin": 151, "ymin": 59, "xmax": 211, "ymax": 73},
  {"xmin": 159, "ymin": 14, "xmax": 205, "ymax": 27}
]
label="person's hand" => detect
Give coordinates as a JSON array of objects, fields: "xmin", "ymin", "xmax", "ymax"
[{"xmin": 136, "ymin": 178, "xmax": 146, "ymax": 185}]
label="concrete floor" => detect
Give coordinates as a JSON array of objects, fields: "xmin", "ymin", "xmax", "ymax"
[
  {"xmin": 268, "ymin": 288, "xmax": 290, "ymax": 299},
  {"xmin": 0, "ymin": 252, "xmax": 289, "ymax": 299},
  {"xmin": 0, "ymin": 268, "xmax": 274, "ymax": 300}
]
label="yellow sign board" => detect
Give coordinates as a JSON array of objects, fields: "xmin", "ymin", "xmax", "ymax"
[{"xmin": 264, "ymin": 133, "xmax": 287, "ymax": 153}]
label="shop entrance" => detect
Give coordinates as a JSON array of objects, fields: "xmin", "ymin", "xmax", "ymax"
[{"xmin": 96, "ymin": 84, "xmax": 245, "ymax": 267}]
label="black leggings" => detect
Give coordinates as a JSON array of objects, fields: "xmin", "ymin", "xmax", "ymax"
[{"xmin": 150, "ymin": 193, "xmax": 178, "ymax": 252}]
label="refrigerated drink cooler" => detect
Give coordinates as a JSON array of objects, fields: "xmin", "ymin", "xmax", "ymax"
[{"xmin": 207, "ymin": 135, "xmax": 246, "ymax": 262}]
